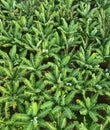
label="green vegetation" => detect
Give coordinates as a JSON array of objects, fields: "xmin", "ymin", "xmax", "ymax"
[{"xmin": 0, "ymin": 0, "xmax": 110, "ymax": 129}]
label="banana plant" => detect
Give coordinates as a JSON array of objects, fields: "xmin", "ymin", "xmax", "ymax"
[
  {"xmin": 0, "ymin": 48, "xmax": 26, "ymax": 82},
  {"xmin": 74, "ymin": 121, "xmax": 101, "ymax": 130},
  {"xmin": 50, "ymin": 89, "xmax": 78, "ymax": 130},
  {"xmin": 74, "ymin": 45, "xmax": 103, "ymax": 69},
  {"xmin": 76, "ymin": 91, "xmax": 108, "ymax": 122},
  {"xmin": 11, "ymin": 101, "xmax": 55, "ymax": 130},
  {"xmin": 19, "ymin": 52, "xmax": 50, "ymax": 78},
  {"xmin": 58, "ymin": 18, "xmax": 78, "ymax": 34},
  {"xmin": 44, "ymin": 62, "xmax": 77, "ymax": 94},
  {"xmin": 0, "ymin": 79, "xmax": 27, "ymax": 118},
  {"xmin": 22, "ymin": 73, "xmax": 48, "ymax": 102}
]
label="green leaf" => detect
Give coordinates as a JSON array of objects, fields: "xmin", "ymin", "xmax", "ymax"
[
  {"xmin": 76, "ymin": 99, "xmax": 85, "ymax": 108},
  {"xmin": 91, "ymin": 28, "xmax": 97, "ymax": 36},
  {"xmin": 23, "ymin": 78, "xmax": 33, "ymax": 90},
  {"xmin": 45, "ymin": 122, "xmax": 56, "ymax": 130},
  {"xmin": 0, "ymin": 86, "xmax": 9, "ymax": 94},
  {"xmin": 9, "ymin": 45, "xmax": 16, "ymax": 59},
  {"xmin": 26, "ymin": 122, "xmax": 33, "ymax": 130},
  {"xmin": 1, "ymin": 0, "xmax": 10, "ymax": 10},
  {"xmin": 70, "ymin": 105, "xmax": 82, "ymax": 111},
  {"xmin": 38, "ymin": 109, "xmax": 51, "ymax": 118},
  {"xmin": 61, "ymin": 18, "xmax": 68, "ymax": 31},
  {"xmin": 25, "ymin": 33, "xmax": 32, "ymax": 45},
  {"xmin": 0, "ymin": 66, "xmax": 12, "ymax": 77},
  {"xmin": 80, "ymin": 109, "xmax": 87, "ymax": 115},
  {"xmin": 0, "ymin": 19, "xmax": 4, "ymax": 32},
  {"xmin": 65, "ymin": 90, "xmax": 77, "ymax": 104},
  {"xmin": 54, "ymin": 31, "xmax": 60, "ymax": 44},
  {"xmin": 40, "ymin": 101, "xmax": 53, "ymax": 109},
  {"xmin": 62, "ymin": 55, "xmax": 71, "ymax": 66},
  {"xmin": 21, "ymin": 16, "xmax": 27, "ymax": 26},
  {"xmin": 89, "ymin": 111, "xmax": 98, "ymax": 122},
  {"xmin": 65, "ymin": 123, "xmax": 75, "ymax": 130},
  {"xmin": 45, "ymin": 72, "xmax": 55, "ymax": 81},
  {"xmin": 79, "ymin": 123, "xmax": 88, "ymax": 130},
  {"xmin": 104, "ymin": 41, "xmax": 110, "ymax": 56},
  {"xmin": 52, "ymin": 106, "xmax": 62, "ymax": 114},
  {"xmin": 63, "ymin": 108, "xmax": 73, "ymax": 119},
  {"xmin": 12, "ymin": 114, "xmax": 30, "ymax": 121},
  {"xmin": 54, "ymin": 65, "xmax": 59, "ymax": 79},
  {"xmin": 67, "ymin": 0, "xmax": 74, "ymax": 7},
  {"xmin": 0, "ymin": 50, "xmax": 9, "ymax": 59},
  {"xmin": 87, "ymin": 53, "xmax": 97, "ymax": 64},
  {"xmin": 94, "ymin": 104, "xmax": 108, "ymax": 110},
  {"xmin": 21, "ymin": 57, "xmax": 32, "ymax": 66},
  {"xmin": 91, "ymin": 94, "xmax": 99, "ymax": 105},
  {"xmin": 85, "ymin": 97, "xmax": 91, "ymax": 108},
  {"xmin": 90, "ymin": 123, "xmax": 100, "ymax": 130},
  {"xmin": 78, "ymin": 52, "xmax": 85, "ymax": 62},
  {"xmin": 32, "ymin": 102, "xmax": 39, "ymax": 116},
  {"xmin": 61, "ymin": 118, "xmax": 67, "ymax": 129}
]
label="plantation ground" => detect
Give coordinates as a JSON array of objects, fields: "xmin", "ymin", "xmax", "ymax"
[{"xmin": 0, "ymin": 0, "xmax": 110, "ymax": 130}]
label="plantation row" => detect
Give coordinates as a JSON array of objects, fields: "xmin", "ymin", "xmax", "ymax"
[{"xmin": 0, "ymin": 0, "xmax": 110, "ymax": 130}]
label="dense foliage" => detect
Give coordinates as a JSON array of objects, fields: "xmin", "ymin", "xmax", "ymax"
[{"xmin": 0, "ymin": 0, "xmax": 110, "ymax": 129}]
